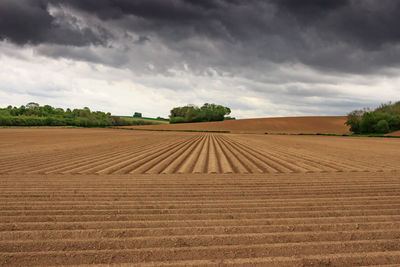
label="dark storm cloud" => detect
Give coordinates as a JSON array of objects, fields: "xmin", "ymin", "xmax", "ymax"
[
  {"xmin": 2, "ymin": 0, "xmax": 400, "ymax": 74},
  {"xmin": 134, "ymin": 35, "xmax": 150, "ymax": 44},
  {"xmin": 272, "ymin": 0, "xmax": 349, "ymax": 19},
  {"xmin": 271, "ymin": 0, "xmax": 400, "ymax": 51},
  {"xmin": 65, "ymin": 0, "xmax": 204, "ymax": 21},
  {"xmin": 0, "ymin": 0, "xmax": 110, "ymax": 46}
]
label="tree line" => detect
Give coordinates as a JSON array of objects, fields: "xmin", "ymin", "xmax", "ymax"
[
  {"xmin": 346, "ymin": 101, "xmax": 400, "ymax": 134},
  {"xmin": 0, "ymin": 103, "xmax": 154, "ymax": 127},
  {"xmin": 169, "ymin": 103, "xmax": 234, "ymax": 124}
]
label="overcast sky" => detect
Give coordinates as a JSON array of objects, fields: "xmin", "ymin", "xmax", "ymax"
[{"xmin": 1, "ymin": 0, "xmax": 400, "ymax": 118}]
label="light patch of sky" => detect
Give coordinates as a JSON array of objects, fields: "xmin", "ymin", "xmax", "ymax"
[{"xmin": 1, "ymin": 42, "xmax": 400, "ymax": 118}]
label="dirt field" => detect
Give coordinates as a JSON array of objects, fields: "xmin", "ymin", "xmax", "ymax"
[
  {"xmin": 386, "ymin": 130, "xmax": 400, "ymax": 136},
  {"xmin": 0, "ymin": 128, "xmax": 398, "ymax": 175},
  {"xmin": 1, "ymin": 128, "xmax": 400, "ymax": 266},
  {"xmin": 125, "ymin": 116, "xmax": 350, "ymax": 134}
]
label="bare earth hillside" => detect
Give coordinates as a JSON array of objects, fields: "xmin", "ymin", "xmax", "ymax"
[
  {"xmin": 126, "ymin": 116, "xmax": 350, "ymax": 134},
  {"xmin": 386, "ymin": 130, "xmax": 400, "ymax": 136},
  {"xmin": 1, "ymin": 128, "xmax": 400, "ymax": 266}
]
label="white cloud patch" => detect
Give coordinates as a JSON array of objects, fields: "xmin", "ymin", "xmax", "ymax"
[{"xmin": 1, "ymin": 41, "xmax": 400, "ymax": 118}]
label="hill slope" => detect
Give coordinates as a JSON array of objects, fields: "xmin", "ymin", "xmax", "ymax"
[
  {"xmin": 126, "ymin": 116, "xmax": 349, "ymax": 134},
  {"xmin": 386, "ymin": 130, "xmax": 400, "ymax": 136}
]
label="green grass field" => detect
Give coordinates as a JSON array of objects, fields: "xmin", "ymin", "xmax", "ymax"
[{"xmin": 117, "ymin": 116, "xmax": 169, "ymax": 125}]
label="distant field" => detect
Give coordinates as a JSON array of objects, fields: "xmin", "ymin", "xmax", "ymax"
[
  {"xmin": 117, "ymin": 116, "xmax": 169, "ymax": 125},
  {"xmin": 386, "ymin": 130, "xmax": 400, "ymax": 136},
  {"xmin": 125, "ymin": 116, "xmax": 350, "ymax": 134}
]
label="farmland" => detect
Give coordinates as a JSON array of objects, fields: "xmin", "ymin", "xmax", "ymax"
[
  {"xmin": 387, "ymin": 130, "xmax": 400, "ymax": 136},
  {"xmin": 117, "ymin": 116, "xmax": 169, "ymax": 125},
  {"xmin": 1, "ymin": 128, "xmax": 400, "ymax": 266},
  {"xmin": 125, "ymin": 116, "xmax": 350, "ymax": 134}
]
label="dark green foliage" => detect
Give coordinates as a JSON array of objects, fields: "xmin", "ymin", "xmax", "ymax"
[
  {"xmin": 376, "ymin": 120, "xmax": 390, "ymax": 134},
  {"xmin": 123, "ymin": 128, "xmax": 230, "ymax": 133},
  {"xmin": 0, "ymin": 103, "xmax": 153, "ymax": 127},
  {"xmin": 345, "ymin": 109, "xmax": 364, "ymax": 133},
  {"xmin": 156, "ymin": 116, "xmax": 168, "ymax": 121},
  {"xmin": 169, "ymin": 103, "xmax": 231, "ymax": 124},
  {"xmin": 375, "ymin": 102, "xmax": 400, "ymax": 115},
  {"xmin": 138, "ymin": 116, "xmax": 168, "ymax": 122},
  {"xmin": 133, "ymin": 112, "xmax": 142, "ymax": 118},
  {"xmin": 224, "ymin": 116, "xmax": 236, "ymax": 120},
  {"xmin": 346, "ymin": 101, "xmax": 400, "ymax": 134}
]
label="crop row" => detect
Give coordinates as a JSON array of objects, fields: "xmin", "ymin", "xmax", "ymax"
[
  {"xmin": 1, "ymin": 172, "xmax": 400, "ymax": 266},
  {"xmin": 0, "ymin": 134, "xmax": 388, "ymax": 174}
]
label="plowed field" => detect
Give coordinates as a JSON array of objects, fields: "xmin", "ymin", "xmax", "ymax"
[
  {"xmin": 386, "ymin": 130, "xmax": 400, "ymax": 136},
  {"xmin": 1, "ymin": 128, "xmax": 400, "ymax": 266},
  {"xmin": 126, "ymin": 116, "xmax": 349, "ymax": 134}
]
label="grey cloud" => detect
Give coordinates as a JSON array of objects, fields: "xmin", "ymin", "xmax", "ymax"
[
  {"xmin": 272, "ymin": 0, "xmax": 349, "ymax": 20},
  {"xmin": 134, "ymin": 36, "xmax": 150, "ymax": 44},
  {"xmin": 0, "ymin": 0, "xmax": 110, "ymax": 46},
  {"xmin": 283, "ymin": 86, "xmax": 339, "ymax": 98},
  {"xmin": 2, "ymin": 0, "xmax": 400, "ymax": 76}
]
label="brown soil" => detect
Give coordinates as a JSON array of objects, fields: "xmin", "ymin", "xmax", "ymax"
[
  {"xmin": 125, "ymin": 116, "xmax": 350, "ymax": 134},
  {"xmin": 386, "ymin": 130, "xmax": 400, "ymax": 136},
  {"xmin": 0, "ymin": 128, "xmax": 398, "ymax": 175},
  {"xmin": 0, "ymin": 128, "xmax": 400, "ymax": 266}
]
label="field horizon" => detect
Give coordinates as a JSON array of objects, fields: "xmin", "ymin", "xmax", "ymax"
[{"xmin": 125, "ymin": 115, "xmax": 350, "ymax": 134}]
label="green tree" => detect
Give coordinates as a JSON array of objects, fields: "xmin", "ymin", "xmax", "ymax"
[
  {"xmin": 26, "ymin": 102, "xmax": 39, "ymax": 109},
  {"xmin": 169, "ymin": 103, "xmax": 231, "ymax": 124},
  {"xmin": 347, "ymin": 101, "xmax": 400, "ymax": 134},
  {"xmin": 0, "ymin": 103, "xmax": 156, "ymax": 127},
  {"xmin": 345, "ymin": 109, "xmax": 364, "ymax": 134}
]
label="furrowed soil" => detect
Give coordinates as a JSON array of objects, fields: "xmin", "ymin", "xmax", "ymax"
[
  {"xmin": 386, "ymin": 130, "xmax": 400, "ymax": 136},
  {"xmin": 125, "ymin": 116, "xmax": 349, "ymax": 134},
  {"xmin": 1, "ymin": 128, "xmax": 400, "ymax": 266}
]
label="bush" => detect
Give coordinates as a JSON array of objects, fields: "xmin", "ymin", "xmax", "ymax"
[
  {"xmin": 359, "ymin": 112, "xmax": 376, "ymax": 133},
  {"xmin": 169, "ymin": 116, "xmax": 186, "ymax": 124},
  {"xmin": 156, "ymin": 116, "xmax": 168, "ymax": 121},
  {"xmin": 388, "ymin": 115, "xmax": 400, "ymax": 131},
  {"xmin": 0, "ymin": 103, "xmax": 152, "ymax": 127},
  {"xmin": 376, "ymin": 120, "xmax": 390, "ymax": 133},
  {"xmin": 346, "ymin": 101, "xmax": 400, "ymax": 134},
  {"xmin": 345, "ymin": 109, "xmax": 364, "ymax": 133},
  {"xmin": 0, "ymin": 116, "xmax": 12, "ymax": 126},
  {"xmin": 169, "ymin": 103, "xmax": 231, "ymax": 124},
  {"xmin": 224, "ymin": 116, "xmax": 236, "ymax": 120}
]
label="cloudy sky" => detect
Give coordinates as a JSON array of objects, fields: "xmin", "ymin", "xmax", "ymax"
[{"xmin": 1, "ymin": 0, "xmax": 400, "ymax": 118}]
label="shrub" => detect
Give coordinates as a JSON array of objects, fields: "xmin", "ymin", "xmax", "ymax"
[
  {"xmin": 375, "ymin": 119, "xmax": 390, "ymax": 133},
  {"xmin": 224, "ymin": 116, "xmax": 236, "ymax": 120},
  {"xmin": 346, "ymin": 101, "xmax": 400, "ymax": 134},
  {"xmin": 169, "ymin": 103, "xmax": 231, "ymax": 124},
  {"xmin": 169, "ymin": 116, "xmax": 186, "ymax": 124},
  {"xmin": 345, "ymin": 109, "xmax": 364, "ymax": 133},
  {"xmin": 0, "ymin": 103, "xmax": 153, "ymax": 127}
]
